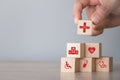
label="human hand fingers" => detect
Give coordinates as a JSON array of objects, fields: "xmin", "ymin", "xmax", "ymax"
[
  {"xmin": 73, "ymin": 0, "xmax": 90, "ymax": 24},
  {"xmin": 91, "ymin": 0, "xmax": 120, "ymax": 24}
]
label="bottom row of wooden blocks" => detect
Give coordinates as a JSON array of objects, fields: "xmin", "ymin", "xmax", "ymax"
[{"xmin": 61, "ymin": 57, "xmax": 113, "ymax": 72}]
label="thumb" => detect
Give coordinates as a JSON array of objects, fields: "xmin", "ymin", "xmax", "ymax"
[{"xmin": 91, "ymin": 5, "xmax": 110, "ymax": 24}]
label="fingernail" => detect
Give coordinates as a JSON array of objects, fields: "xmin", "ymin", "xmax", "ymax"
[
  {"xmin": 74, "ymin": 19, "xmax": 78, "ymax": 24},
  {"xmin": 91, "ymin": 15, "xmax": 100, "ymax": 24}
]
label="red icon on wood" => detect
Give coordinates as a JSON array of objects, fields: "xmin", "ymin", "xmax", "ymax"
[
  {"xmin": 80, "ymin": 22, "xmax": 90, "ymax": 33},
  {"xmin": 64, "ymin": 61, "xmax": 72, "ymax": 69},
  {"xmin": 98, "ymin": 60, "xmax": 107, "ymax": 68},
  {"xmin": 68, "ymin": 47, "xmax": 78, "ymax": 54},
  {"xmin": 88, "ymin": 47, "xmax": 96, "ymax": 54},
  {"xmin": 83, "ymin": 60, "xmax": 88, "ymax": 68}
]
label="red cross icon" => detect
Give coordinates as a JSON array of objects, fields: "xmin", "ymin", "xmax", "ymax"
[{"xmin": 80, "ymin": 22, "xmax": 90, "ymax": 33}]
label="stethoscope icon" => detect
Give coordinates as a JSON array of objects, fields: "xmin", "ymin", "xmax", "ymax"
[{"xmin": 98, "ymin": 60, "xmax": 107, "ymax": 68}]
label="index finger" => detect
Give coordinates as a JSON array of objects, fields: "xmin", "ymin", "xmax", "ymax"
[{"xmin": 73, "ymin": 0, "xmax": 90, "ymax": 24}]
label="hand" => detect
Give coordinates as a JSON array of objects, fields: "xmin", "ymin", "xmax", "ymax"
[{"xmin": 73, "ymin": 0, "xmax": 120, "ymax": 36}]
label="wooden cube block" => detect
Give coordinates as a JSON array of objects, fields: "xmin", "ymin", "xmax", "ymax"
[
  {"xmin": 79, "ymin": 58, "xmax": 96, "ymax": 72},
  {"xmin": 85, "ymin": 43, "xmax": 101, "ymax": 58},
  {"xmin": 61, "ymin": 57, "xmax": 80, "ymax": 72},
  {"xmin": 96, "ymin": 57, "xmax": 113, "ymax": 72},
  {"xmin": 67, "ymin": 43, "xmax": 85, "ymax": 58},
  {"xmin": 77, "ymin": 20, "xmax": 93, "ymax": 35}
]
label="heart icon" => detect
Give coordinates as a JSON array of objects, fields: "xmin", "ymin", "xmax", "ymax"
[{"xmin": 88, "ymin": 47, "xmax": 96, "ymax": 54}]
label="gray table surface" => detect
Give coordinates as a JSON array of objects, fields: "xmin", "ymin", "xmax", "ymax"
[{"xmin": 0, "ymin": 61, "xmax": 120, "ymax": 80}]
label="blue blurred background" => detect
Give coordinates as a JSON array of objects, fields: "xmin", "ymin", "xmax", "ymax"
[{"xmin": 0, "ymin": 0, "xmax": 120, "ymax": 61}]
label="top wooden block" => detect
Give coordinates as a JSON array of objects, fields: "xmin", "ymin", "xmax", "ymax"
[{"xmin": 77, "ymin": 20, "xmax": 93, "ymax": 35}]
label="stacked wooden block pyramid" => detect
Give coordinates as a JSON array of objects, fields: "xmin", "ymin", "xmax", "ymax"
[{"xmin": 61, "ymin": 20, "xmax": 113, "ymax": 73}]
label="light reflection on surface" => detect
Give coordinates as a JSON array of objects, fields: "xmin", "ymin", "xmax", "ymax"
[
  {"xmin": 61, "ymin": 64, "xmax": 120, "ymax": 80},
  {"xmin": 61, "ymin": 72, "xmax": 112, "ymax": 80}
]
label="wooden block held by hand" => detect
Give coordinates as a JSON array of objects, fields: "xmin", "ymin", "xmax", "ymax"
[
  {"xmin": 77, "ymin": 20, "xmax": 93, "ymax": 35},
  {"xmin": 67, "ymin": 43, "xmax": 85, "ymax": 58},
  {"xmin": 96, "ymin": 57, "xmax": 113, "ymax": 72},
  {"xmin": 61, "ymin": 57, "xmax": 80, "ymax": 72},
  {"xmin": 79, "ymin": 58, "xmax": 96, "ymax": 72},
  {"xmin": 85, "ymin": 43, "xmax": 102, "ymax": 58}
]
